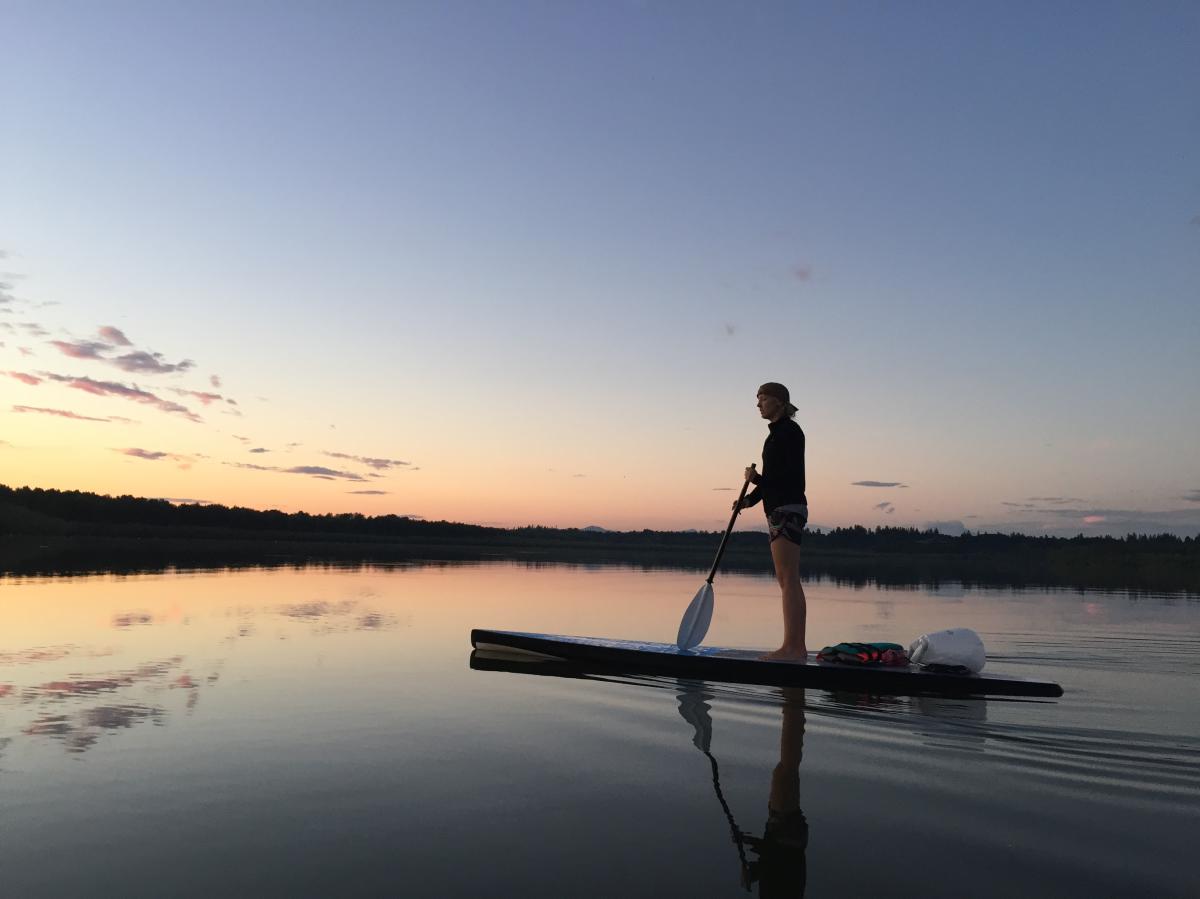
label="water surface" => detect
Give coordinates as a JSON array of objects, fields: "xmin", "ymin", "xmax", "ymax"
[{"xmin": 1, "ymin": 563, "xmax": 1196, "ymax": 897}]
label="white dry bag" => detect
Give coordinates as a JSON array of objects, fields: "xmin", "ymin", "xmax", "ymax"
[{"xmin": 908, "ymin": 628, "xmax": 986, "ymax": 673}]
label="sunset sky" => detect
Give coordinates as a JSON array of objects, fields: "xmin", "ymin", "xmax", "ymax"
[{"xmin": 3, "ymin": 2, "xmax": 1198, "ymax": 536}]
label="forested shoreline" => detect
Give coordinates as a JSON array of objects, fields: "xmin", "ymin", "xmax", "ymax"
[{"xmin": 2, "ymin": 484, "xmax": 1197, "ymax": 592}]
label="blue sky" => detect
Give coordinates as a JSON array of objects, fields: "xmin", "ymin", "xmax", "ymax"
[{"xmin": 3, "ymin": 1, "xmax": 1198, "ymax": 535}]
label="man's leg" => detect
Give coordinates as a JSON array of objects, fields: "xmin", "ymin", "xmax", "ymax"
[{"xmin": 762, "ymin": 536, "xmax": 806, "ymax": 660}]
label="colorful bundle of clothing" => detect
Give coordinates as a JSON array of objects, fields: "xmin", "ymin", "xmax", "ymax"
[{"xmin": 816, "ymin": 642, "xmax": 910, "ymax": 666}]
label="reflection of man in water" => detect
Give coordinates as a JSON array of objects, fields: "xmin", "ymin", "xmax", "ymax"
[
  {"xmin": 676, "ymin": 684, "xmax": 808, "ymax": 897},
  {"xmin": 743, "ymin": 688, "xmax": 808, "ymax": 897}
]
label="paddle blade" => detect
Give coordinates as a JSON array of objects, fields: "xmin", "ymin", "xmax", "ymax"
[
  {"xmin": 676, "ymin": 685, "xmax": 715, "ymax": 752},
  {"xmin": 676, "ymin": 582, "xmax": 714, "ymax": 651}
]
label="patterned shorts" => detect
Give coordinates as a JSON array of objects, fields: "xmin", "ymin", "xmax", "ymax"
[{"xmin": 767, "ymin": 504, "xmax": 808, "ymax": 545}]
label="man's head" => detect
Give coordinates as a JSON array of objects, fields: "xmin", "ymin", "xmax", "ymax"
[{"xmin": 756, "ymin": 382, "xmax": 797, "ymax": 421}]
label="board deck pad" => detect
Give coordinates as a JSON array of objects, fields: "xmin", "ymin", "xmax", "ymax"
[{"xmin": 470, "ymin": 629, "xmax": 1064, "ymax": 698}]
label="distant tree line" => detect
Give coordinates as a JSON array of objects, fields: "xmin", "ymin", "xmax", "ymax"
[
  {"xmin": 2, "ymin": 484, "xmax": 1197, "ymax": 591},
  {"xmin": 2, "ymin": 483, "xmax": 1196, "ymax": 555}
]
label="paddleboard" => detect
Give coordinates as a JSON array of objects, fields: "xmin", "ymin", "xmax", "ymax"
[{"xmin": 470, "ymin": 629, "xmax": 1063, "ymax": 698}]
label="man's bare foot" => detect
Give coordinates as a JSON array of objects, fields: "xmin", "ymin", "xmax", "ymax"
[{"xmin": 761, "ymin": 647, "xmax": 808, "ymax": 662}]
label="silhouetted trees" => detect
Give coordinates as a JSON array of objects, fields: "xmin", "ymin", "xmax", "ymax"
[{"xmin": 2, "ymin": 484, "xmax": 1196, "ymax": 554}]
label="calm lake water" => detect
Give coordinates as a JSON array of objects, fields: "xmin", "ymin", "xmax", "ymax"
[{"xmin": 1, "ymin": 562, "xmax": 1197, "ymax": 898}]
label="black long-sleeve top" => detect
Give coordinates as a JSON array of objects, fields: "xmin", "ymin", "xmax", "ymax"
[{"xmin": 744, "ymin": 417, "xmax": 807, "ymax": 516}]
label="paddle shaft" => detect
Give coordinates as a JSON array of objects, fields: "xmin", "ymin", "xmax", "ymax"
[{"xmin": 706, "ymin": 464, "xmax": 756, "ymax": 584}]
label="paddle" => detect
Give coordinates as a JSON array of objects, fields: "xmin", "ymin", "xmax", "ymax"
[{"xmin": 676, "ymin": 463, "xmax": 756, "ymax": 650}]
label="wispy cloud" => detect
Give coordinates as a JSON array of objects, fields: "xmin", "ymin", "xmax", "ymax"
[
  {"xmin": 223, "ymin": 461, "xmax": 367, "ymax": 481},
  {"xmin": 110, "ymin": 350, "xmax": 194, "ymax": 375},
  {"xmin": 97, "ymin": 326, "xmax": 132, "ymax": 346},
  {"xmin": 347, "ymin": 490, "xmax": 389, "ymax": 495},
  {"xmin": 45, "ymin": 327, "xmax": 194, "ymax": 376},
  {"xmin": 6, "ymin": 370, "xmax": 41, "ymax": 385},
  {"xmin": 40, "ymin": 373, "xmax": 202, "ymax": 422},
  {"xmin": 118, "ymin": 448, "xmax": 169, "ymax": 461},
  {"xmin": 50, "ymin": 339, "xmax": 109, "ymax": 360},
  {"xmin": 793, "ymin": 264, "xmax": 813, "ymax": 282},
  {"xmin": 1035, "ymin": 506, "xmax": 1200, "ymax": 534},
  {"xmin": 1180, "ymin": 490, "xmax": 1200, "ymax": 503},
  {"xmin": 323, "ymin": 451, "xmax": 411, "ymax": 471},
  {"xmin": 852, "ymin": 480, "xmax": 908, "ymax": 488},
  {"xmin": 873, "ymin": 501, "xmax": 895, "ymax": 513},
  {"xmin": 286, "ymin": 465, "xmax": 366, "ymax": 481},
  {"xmin": 210, "ymin": 374, "xmax": 221, "ymax": 388},
  {"xmin": 13, "ymin": 405, "xmax": 113, "ymax": 422},
  {"xmin": 168, "ymin": 388, "xmax": 230, "ymax": 406},
  {"xmin": 116, "ymin": 447, "xmax": 193, "ymax": 468},
  {"xmin": 1004, "ymin": 497, "xmax": 1090, "ymax": 512},
  {"xmin": 226, "ymin": 461, "xmax": 275, "ymax": 472},
  {"xmin": 21, "ymin": 323, "xmax": 49, "ymax": 337},
  {"xmin": 249, "ymin": 447, "xmax": 269, "ymax": 454}
]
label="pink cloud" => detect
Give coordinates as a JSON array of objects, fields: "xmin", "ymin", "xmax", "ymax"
[
  {"xmin": 98, "ymin": 326, "xmax": 132, "ymax": 346},
  {"xmin": 1082, "ymin": 515, "xmax": 1106, "ymax": 524},
  {"xmin": 222, "ymin": 461, "xmax": 366, "ymax": 481},
  {"xmin": 169, "ymin": 388, "xmax": 225, "ymax": 406},
  {"xmin": 12, "ymin": 405, "xmax": 112, "ymax": 422},
  {"xmin": 117, "ymin": 447, "xmax": 192, "ymax": 468},
  {"xmin": 111, "ymin": 351, "xmax": 194, "ymax": 375},
  {"xmin": 226, "ymin": 461, "xmax": 275, "ymax": 472},
  {"xmin": 793, "ymin": 265, "xmax": 813, "ymax": 282},
  {"xmin": 286, "ymin": 465, "xmax": 366, "ymax": 481},
  {"xmin": 7, "ymin": 371, "xmax": 41, "ymax": 385},
  {"xmin": 42, "ymin": 374, "xmax": 201, "ymax": 422},
  {"xmin": 119, "ymin": 448, "xmax": 169, "ymax": 461},
  {"xmin": 324, "ymin": 450, "xmax": 411, "ymax": 471},
  {"xmin": 50, "ymin": 339, "xmax": 110, "ymax": 360}
]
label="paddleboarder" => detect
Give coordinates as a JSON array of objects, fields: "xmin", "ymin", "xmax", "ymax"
[{"xmin": 737, "ymin": 382, "xmax": 808, "ymax": 661}]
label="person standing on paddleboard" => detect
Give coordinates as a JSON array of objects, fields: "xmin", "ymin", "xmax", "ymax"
[{"xmin": 736, "ymin": 382, "xmax": 808, "ymax": 661}]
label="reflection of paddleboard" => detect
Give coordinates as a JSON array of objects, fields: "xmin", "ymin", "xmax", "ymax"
[{"xmin": 470, "ymin": 629, "xmax": 1063, "ymax": 698}]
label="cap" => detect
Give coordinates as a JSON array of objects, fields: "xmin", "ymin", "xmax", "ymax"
[{"xmin": 758, "ymin": 382, "xmax": 798, "ymax": 415}]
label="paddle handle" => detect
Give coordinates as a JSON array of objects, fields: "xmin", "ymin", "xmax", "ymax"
[{"xmin": 706, "ymin": 464, "xmax": 756, "ymax": 584}]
